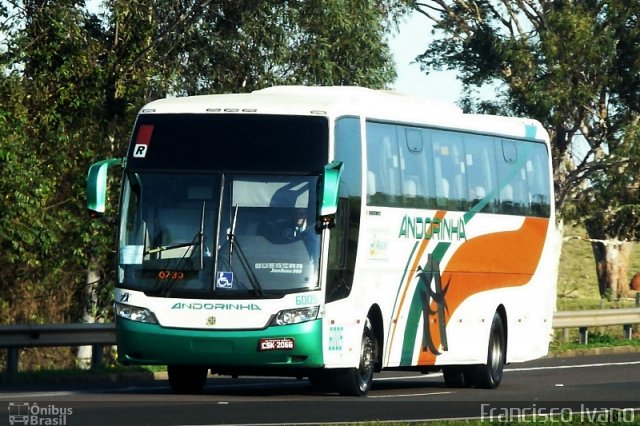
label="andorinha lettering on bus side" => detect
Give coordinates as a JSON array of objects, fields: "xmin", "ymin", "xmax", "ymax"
[{"xmin": 398, "ymin": 214, "xmax": 467, "ymax": 240}]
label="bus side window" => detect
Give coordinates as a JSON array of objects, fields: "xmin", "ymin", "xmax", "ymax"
[
  {"xmin": 433, "ymin": 153, "xmax": 449, "ymax": 208},
  {"xmin": 366, "ymin": 122, "xmax": 401, "ymax": 207},
  {"xmin": 526, "ymin": 144, "xmax": 551, "ymax": 217},
  {"xmin": 505, "ymin": 140, "xmax": 552, "ymax": 217},
  {"xmin": 328, "ymin": 198, "xmax": 349, "ymax": 269},
  {"xmin": 367, "ymin": 171, "xmax": 376, "ymax": 198},
  {"xmin": 497, "ymin": 140, "xmax": 518, "ymax": 214},
  {"xmin": 328, "ymin": 116, "xmax": 362, "ymax": 303},
  {"xmin": 464, "ymin": 134, "xmax": 497, "ymax": 212},
  {"xmin": 504, "ymin": 140, "xmax": 528, "ymax": 215},
  {"xmin": 432, "ymin": 130, "xmax": 465, "ymax": 211},
  {"xmin": 401, "ymin": 127, "xmax": 432, "ymax": 208}
]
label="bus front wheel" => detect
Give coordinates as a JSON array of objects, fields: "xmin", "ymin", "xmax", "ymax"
[
  {"xmin": 168, "ymin": 365, "xmax": 208, "ymax": 394},
  {"xmin": 336, "ymin": 321, "xmax": 376, "ymax": 396}
]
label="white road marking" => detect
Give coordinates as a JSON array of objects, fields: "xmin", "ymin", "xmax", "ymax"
[
  {"xmin": 0, "ymin": 391, "xmax": 76, "ymax": 400},
  {"xmin": 369, "ymin": 391, "xmax": 453, "ymax": 398},
  {"xmin": 505, "ymin": 360, "xmax": 640, "ymax": 372},
  {"xmin": 375, "ymin": 373, "xmax": 442, "ymax": 381}
]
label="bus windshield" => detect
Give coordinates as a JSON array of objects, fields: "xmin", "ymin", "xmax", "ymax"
[{"xmin": 118, "ymin": 172, "xmax": 321, "ymax": 297}]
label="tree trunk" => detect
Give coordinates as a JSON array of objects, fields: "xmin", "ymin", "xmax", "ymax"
[
  {"xmin": 591, "ymin": 240, "xmax": 633, "ymax": 299},
  {"xmin": 77, "ymin": 264, "xmax": 101, "ymax": 369}
]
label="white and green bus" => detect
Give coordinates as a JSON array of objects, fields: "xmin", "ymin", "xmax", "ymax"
[{"xmin": 87, "ymin": 86, "xmax": 556, "ymax": 396}]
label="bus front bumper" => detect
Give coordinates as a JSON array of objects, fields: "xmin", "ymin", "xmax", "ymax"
[{"xmin": 116, "ymin": 318, "xmax": 324, "ymax": 368}]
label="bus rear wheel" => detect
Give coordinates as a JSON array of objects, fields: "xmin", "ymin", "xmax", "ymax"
[
  {"xmin": 336, "ymin": 321, "xmax": 376, "ymax": 396},
  {"xmin": 442, "ymin": 366, "xmax": 471, "ymax": 388},
  {"xmin": 468, "ymin": 312, "xmax": 505, "ymax": 389},
  {"xmin": 168, "ymin": 365, "xmax": 208, "ymax": 394}
]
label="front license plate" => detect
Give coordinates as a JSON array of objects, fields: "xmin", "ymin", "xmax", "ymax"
[{"xmin": 258, "ymin": 338, "xmax": 295, "ymax": 351}]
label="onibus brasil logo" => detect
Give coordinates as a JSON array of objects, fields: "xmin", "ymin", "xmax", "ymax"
[{"xmin": 8, "ymin": 402, "xmax": 72, "ymax": 425}]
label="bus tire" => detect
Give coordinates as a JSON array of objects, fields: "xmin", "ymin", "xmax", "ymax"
[
  {"xmin": 336, "ymin": 321, "xmax": 376, "ymax": 396},
  {"xmin": 168, "ymin": 365, "xmax": 208, "ymax": 394},
  {"xmin": 469, "ymin": 312, "xmax": 505, "ymax": 389},
  {"xmin": 442, "ymin": 366, "xmax": 471, "ymax": 388},
  {"xmin": 308, "ymin": 370, "xmax": 336, "ymax": 389}
]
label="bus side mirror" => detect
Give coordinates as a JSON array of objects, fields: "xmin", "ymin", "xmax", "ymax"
[
  {"xmin": 318, "ymin": 161, "xmax": 343, "ymax": 226},
  {"xmin": 87, "ymin": 158, "xmax": 124, "ymax": 217}
]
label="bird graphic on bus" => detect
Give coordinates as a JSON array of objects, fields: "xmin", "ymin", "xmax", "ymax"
[{"xmin": 416, "ymin": 254, "xmax": 450, "ymax": 355}]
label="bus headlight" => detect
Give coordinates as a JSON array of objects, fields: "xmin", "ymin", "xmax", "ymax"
[
  {"xmin": 114, "ymin": 302, "xmax": 158, "ymax": 324},
  {"xmin": 271, "ymin": 306, "xmax": 320, "ymax": 326}
]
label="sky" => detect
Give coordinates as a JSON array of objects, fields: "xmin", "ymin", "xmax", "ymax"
[
  {"xmin": 388, "ymin": 11, "xmax": 463, "ymax": 104},
  {"xmin": 391, "ymin": 14, "xmax": 592, "ymax": 161}
]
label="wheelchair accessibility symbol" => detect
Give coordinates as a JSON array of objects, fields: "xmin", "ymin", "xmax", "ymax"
[{"xmin": 216, "ymin": 272, "xmax": 234, "ymax": 289}]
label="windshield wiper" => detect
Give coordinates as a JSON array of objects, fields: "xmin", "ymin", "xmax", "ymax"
[
  {"xmin": 145, "ymin": 203, "xmax": 206, "ymax": 264},
  {"xmin": 227, "ymin": 204, "xmax": 263, "ymax": 296},
  {"xmin": 144, "ymin": 240, "xmax": 198, "ymax": 256},
  {"xmin": 156, "ymin": 202, "xmax": 206, "ymax": 297},
  {"xmin": 197, "ymin": 201, "xmax": 205, "ymax": 270},
  {"xmin": 228, "ymin": 204, "xmax": 239, "ymax": 261}
]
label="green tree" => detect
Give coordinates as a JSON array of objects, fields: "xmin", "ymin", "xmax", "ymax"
[
  {"xmin": 1, "ymin": 1, "xmax": 113, "ymax": 328},
  {"xmin": 123, "ymin": 0, "xmax": 407, "ymax": 96},
  {"xmin": 414, "ymin": 0, "xmax": 640, "ymax": 298},
  {"xmin": 0, "ymin": 0, "xmax": 409, "ymax": 338}
]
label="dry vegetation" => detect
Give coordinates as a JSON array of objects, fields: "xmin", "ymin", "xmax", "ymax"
[{"xmin": 558, "ymin": 225, "xmax": 640, "ymax": 311}]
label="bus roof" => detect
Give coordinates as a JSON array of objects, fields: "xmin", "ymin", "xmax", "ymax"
[{"xmin": 139, "ymin": 86, "xmax": 549, "ymax": 142}]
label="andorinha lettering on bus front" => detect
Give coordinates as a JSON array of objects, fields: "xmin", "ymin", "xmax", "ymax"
[
  {"xmin": 171, "ymin": 302, "xmax": 261, "ymax": 310},
  {"xmin": 398, "ymin": 214, "xmax": 467, "ymax": 241}
]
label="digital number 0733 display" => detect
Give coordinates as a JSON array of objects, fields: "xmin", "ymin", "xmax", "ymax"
[{"xmin": 157, "ymin": 270, "xmax": 185, "ymax": 280}]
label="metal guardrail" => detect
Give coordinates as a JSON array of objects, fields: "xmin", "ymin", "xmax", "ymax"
[
  {"xmin": 0, "ymin": 323, "xmax": 115, "ymax": 374},
  {"xmin": 1, "ymin": 309, "xmax": 639, "ymax": 374},
  {"xmin": 552, "ymin": 308, "xmax": 640, "ymax": 328},
  {"xmin": 0, "ymin": 323, "xmax": 116, "ymax": 347},
  {"xmin": 553, "ymin": 308, "xmax": 640, "ymax": 344}
]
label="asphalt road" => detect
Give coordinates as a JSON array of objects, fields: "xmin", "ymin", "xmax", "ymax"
[{"xmin": 2, "ymin": 352, "xmax": 639, "ymax": 425}]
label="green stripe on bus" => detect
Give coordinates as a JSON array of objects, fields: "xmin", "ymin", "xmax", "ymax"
[
  {"xmin": 399, "ymin": 242, "xmax": 450, "ymax": 366},
  {"xmin": 387, "ymin": 241, "xmax": 420, "ymax": 344}
]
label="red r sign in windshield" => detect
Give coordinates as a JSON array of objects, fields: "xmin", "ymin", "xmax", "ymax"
[{"xmin": 133, "ymin": 124, "xmax": 154, "ymax": 158}]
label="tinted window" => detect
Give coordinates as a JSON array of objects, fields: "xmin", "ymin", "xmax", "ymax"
[
  {"xmin": 526, "ymin": 143, "xmax": 552, "ymax": 217},
  {"xmin": 328, "ymin": 117, "xmax": 362, "ymax": 302},
  {"xmin": 364, "ymin": 121, "xmax": 550, "ymax": 217},
  {"xmin": 431, "ymin": 130, "xmax": 466, "ymax": 210},
  {"xmin": 464, "ymin": 135, "xmax": 497, "ymax": 213},
  {"xmin": 127, "ymin": 114, "xmax": 329, "ymax": 173},
  {"xmin": 401, "ymin": 128, "xmax": 433, "ymax": 208},
  {"xmin": 496, "ymin": 139, "xmax": 527, "ymax": 214},
  {"xmin": 366, "ymin": 122, "xmax": 402, "ymax": 206}
]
